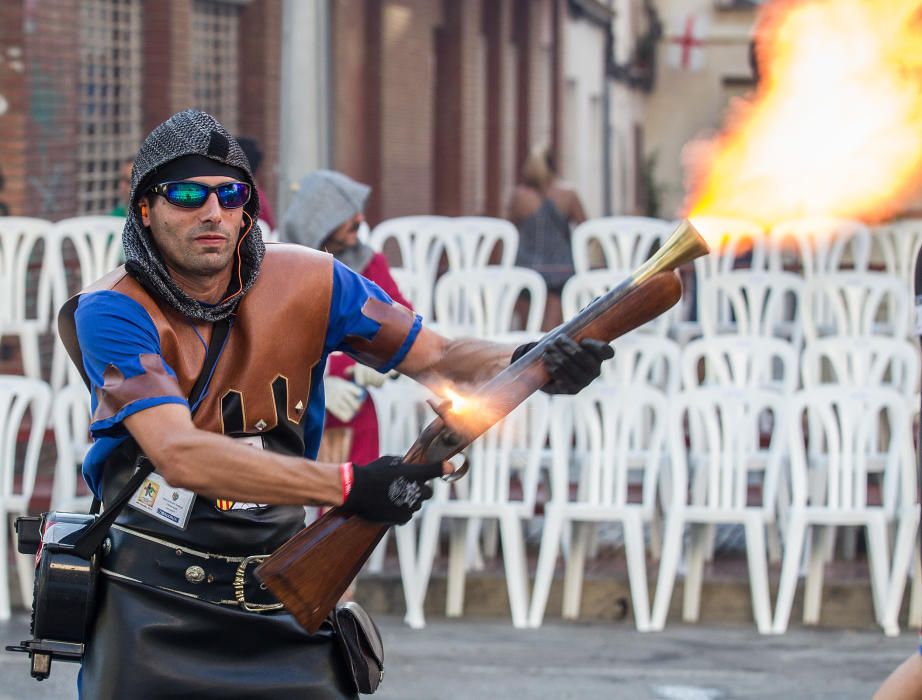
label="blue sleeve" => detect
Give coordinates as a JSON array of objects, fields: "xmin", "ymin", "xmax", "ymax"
[
  {"xmin": 75, "ymin": 290, "xmax": 188, "ymax": 438},
  {"xmin": 325, "ymin": 259, "xmax": 422, "ymax": 372}
]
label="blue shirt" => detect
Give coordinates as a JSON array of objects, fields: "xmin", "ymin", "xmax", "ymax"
[{"xmin": 74, "ymin": 260, "xmax": 422, "ymax": 497}]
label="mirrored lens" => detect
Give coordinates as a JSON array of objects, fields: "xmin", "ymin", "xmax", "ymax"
[
  {"xmin": 216, "ymin": 182, "xmax": 250, "ymax": 209},
  {"xmin": 165, "ymin": 182, "xmax": 209, "ymax": 208}
]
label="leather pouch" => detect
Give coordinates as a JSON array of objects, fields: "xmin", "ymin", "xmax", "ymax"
[{"xmin": 330, "ymin": 601, "xmax": 384, "ymax": 694}]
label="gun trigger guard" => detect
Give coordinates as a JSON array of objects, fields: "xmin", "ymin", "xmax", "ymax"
[{"xmin": 441, "ymin": 455, "xmax": 469, "ymax": 483}]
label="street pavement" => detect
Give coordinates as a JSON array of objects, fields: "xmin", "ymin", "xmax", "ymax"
[{"xmin": 0, "ymin": 612, "xmax": 914, "ymax": 699}]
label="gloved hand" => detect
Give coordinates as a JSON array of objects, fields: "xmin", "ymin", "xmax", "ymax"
[
  {"xmin": 341, "ymin": 456, "xmax": 444, "ymax": 524},
  {"xmin": 511, "ymin": 335, "xmax": 614, "ymax": 394},
  {"xmin": 324, "ymin": 375, "xmax": 365, "ymax": 422},
  {"xmin": 349, "ymin": 363, "xmax": 390, "ymax": 389}
]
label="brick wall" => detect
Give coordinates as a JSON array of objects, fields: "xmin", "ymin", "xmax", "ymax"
[{"xmin": 0, "ymin": 1, "xmax": 28, "ymax": 217}]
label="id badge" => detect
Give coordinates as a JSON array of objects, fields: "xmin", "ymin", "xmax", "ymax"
[{"xmin": 128, "ymin": 471, "xmax": 196, "ymax": 530}]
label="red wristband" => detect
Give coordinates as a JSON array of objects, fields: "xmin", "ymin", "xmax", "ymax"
[{"xmin": 340, "ymin": 462, "xmax": 354, "ymax": 504}]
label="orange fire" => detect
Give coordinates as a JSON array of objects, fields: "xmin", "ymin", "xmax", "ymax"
[{"xmin": 685, "ymin": 0, "xmax": 922, "ymax": 234}]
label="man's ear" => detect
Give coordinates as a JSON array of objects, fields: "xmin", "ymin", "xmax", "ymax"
[{"xmin": 139, "ymin": 197, "xmax": 150, "ymax": 225}]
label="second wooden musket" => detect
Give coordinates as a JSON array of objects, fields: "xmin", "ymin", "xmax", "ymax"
[{"xmin": 256, "ymin": 219, "xmax": 710, "ymax": 633}]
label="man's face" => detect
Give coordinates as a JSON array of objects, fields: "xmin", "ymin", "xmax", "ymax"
[
  {"xmin": 322, "ymin": 213, "xmax": 364, "ymax": 255},
  {"xmin": 140, "ymin": 176, "xmax": 246, "ymax": 279}
]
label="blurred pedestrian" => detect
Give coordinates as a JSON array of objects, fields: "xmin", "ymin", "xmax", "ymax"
[
  {"xmin": 109, "ymin": 156, "xmax": 134, "ymax": 217},
  {"xmin": 506, "ymin": 144, "xmax": 587, "ymax": 330},
  {"xmin": 237, "ymin": 136, "xmax": 276, "ymax": 231},
  {"xmin": 281, "ymin": 170, "xmax": 412, "ymax": 467}
]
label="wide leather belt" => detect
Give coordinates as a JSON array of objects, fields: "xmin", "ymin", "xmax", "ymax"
[{"xmin": 101, "ymin": 524, "xmax": 284, "ymax": 612}]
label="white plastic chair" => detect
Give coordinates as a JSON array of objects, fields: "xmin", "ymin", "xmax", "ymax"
[
  {"xmin": 874, "ymin": 218, "xmax": 922, "ymax": 330},
  {"xmin": 452, "ymin": 216, "xmax": 519, "ymax": 268},
  {"xmin": 773, "ymin": 387, "xmax": 915, "ymax": 635},
  {"xmin": 698, "ymin": 270, "xmax": 805, "ymax": 345},
  {"xmin": 0, "ymin": 217, "xmax": 55, "ymax": 380},
  {"xmin": 414, "ymin": 392, "xmax": 550, "ymax": 628},
  {"xmin": 801, "ymin": 272, "xmax": 910, "ymax": 344},
  {"xmin": 801, "ymin": 336, "xmax": 920, "ymax": 401},
  {"xmin": 676, "ymin": 217, "xmax": 769, "ymax": 344},
  {"xmin": 368, "ymin": 216, "xmax": 454, "ymax": 320},
  {"xmin": 561, "ymin": 269, "xmax": 674, "ymax": 337},
  {"xmin": 51, "ymin": 384, "xmax": 94, "ymax": 513},
  {"xmin": 47, "ymin": 216, "xmax": 126, "ymax": 389},
  {"xmin": 570, "ymin": 216, "xmax": 672, "ymax": 273},
  {"xmin": 0, "ymin": 376, "xmax": 52, "ymax": 620},
  {"xmin": 768, "ymin": 217, "xmax": 880, "ymax": 277},
  {"xmin": 681, "ymin": 335, "xmax": 800, "ymax": 395},
  {"xmin": 651, "ymin": 388, "xmax": 787, "ymax": 634},
  {"xmin": 365, "ymin": 377, "xmax": 438, "ymax": 628},
  {"xmin": 529, "ymin": 384, "xmax": 668, "ymax": 630},
  {"xmin": 433, "ymin": 267, "xmax": 546, "ymax": 338}
]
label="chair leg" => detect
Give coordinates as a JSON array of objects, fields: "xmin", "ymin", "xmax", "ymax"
[
  {"xmin": 395, "ymin": 521, "xmax": 425, "ymax": 629},
  {"xmin": 623, "ymin": 514, "xmax": 651, "ymax": 632},
  {"xmin": 910, "ymin": 550, "xmax": 922, "ymax": 629},
  {"xmin": 528, "ymin": 509, "xmax": 564, "ymax": 628},
  {"xmin": 682, "ymin": 523, "xmax": 708, "ymax": 624},
  {"xmin": 562, "ymin": 521, "xmax": 590, "ymax": 619},
  {"xmin": 0, "ymin": 513, "xmax": 10, "ymax": 620},
  {"xmin": 744, "ymin": 518, "xmax": 772, "ymax": 634},
  {"xmin": 865, "ymin": 517, "xmax": 892, "ymax": 631},
  {"xmin": 464, "ymin": 518, "xmax": 485, "ymax": 571},
  {"xmin": 881, "ymin": 510, "xmax": 917, "ymax": 636},
  {"xmin": 803, "ymin": 525, "xmax": 831, "ymax": 625},
  {"xmin": 446, "ymin": 519, "xmax": 467, "ymax": 618},
  {"xmin": 651, "ymin": 514, "xmax": 684, "ymax": 631},
  {"xmin": 482, "ymin": 518, "xmax": 499, "ymax": 561},
  {"xmin": 414, "ymin": 509, "xmax": 443, "ymax": 626},
  {"xmin": 773, "ymin": 513, "xmax": 807, "ymax": 634},
  {"xmin": 499, "ymin": 514, "xmax": 530, "ymax": 629},
  {"xmin": 366, "ymin": 529, "xmax": 389, "ymax": 573}
]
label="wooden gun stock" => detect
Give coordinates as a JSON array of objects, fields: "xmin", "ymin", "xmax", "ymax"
[{"xmin": 255, "ymin": 270, "xmax": 683, "ymax": 633}]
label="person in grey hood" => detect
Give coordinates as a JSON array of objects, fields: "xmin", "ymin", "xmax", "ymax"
[
  {"xmin": 50, "ymin": 109, "xmax": 614, "ymax": 699},
  {"xmin": 281, "ymin": 170, "xmax": 412, "ymax": 467}
]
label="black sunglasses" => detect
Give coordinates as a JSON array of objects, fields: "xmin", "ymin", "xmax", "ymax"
[{"xmin": 148, "ymin": 180, "xmax": 251, "ymax": 210}]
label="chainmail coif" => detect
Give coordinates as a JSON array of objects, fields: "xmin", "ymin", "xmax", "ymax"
[{"xmin": 123, "ymin": 108, "xmax": 265, "ymax": 322}]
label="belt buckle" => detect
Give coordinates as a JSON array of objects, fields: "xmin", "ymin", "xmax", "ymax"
[{"xmin": 233, "ymin": 555, "xmax": 284, "ymax": 612}]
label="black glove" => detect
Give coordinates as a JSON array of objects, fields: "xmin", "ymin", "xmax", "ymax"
[
  {"xmin": 511, "ymin": 335, "xmax": 614, "ymax": 394},
  {"xmin": 342, "ymin": 456, "xmax": 443, "ymax": 524}
]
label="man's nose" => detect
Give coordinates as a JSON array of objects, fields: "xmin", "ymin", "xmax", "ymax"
[{"xmin": 198, "ymin": 192, "xmax": 223, "ymax": 221}]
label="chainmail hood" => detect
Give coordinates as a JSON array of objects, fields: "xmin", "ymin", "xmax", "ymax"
[{"xmin": 124, "ymin": 108, "xmax": 265, "ymax": 322}]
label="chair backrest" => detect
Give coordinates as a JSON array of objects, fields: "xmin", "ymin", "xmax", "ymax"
[
  {"xmin": 668, "ymin": 387, "xmax": 787, "ymax": 513},
  {"xmin": 606, "ymin": 334, "xmax": 682, "ymax": 395},
  {"xmin": 571, "ymin": 216, "xmax": 672, "ymax": 273},
  {"xmin": 368, "ymin": 216, "xmax": 454, "ymax": 319},
  {"xmin": 444, "ymin": 392, "xmax": 549, "ymax": 508},
  {"xmin": 368, "ymin": 377, "xmax": 437, "ymax": 456},
  {"xmin": 51, "ymin": 384, "xmax": 93, "ymax": 512},
  {"xmin": 691, "ymin": 216, "xmax": 769, "ymax": 280},
  {"xmin": 49, "ymin": 216, "xmax": 126, "ymax": 301},
  {"xmin": 801, "ymin": 336, "xmax": 920, "ymax": 398},
  {"xmin": 0, "ymin": 217, "xmax": 54, "ymax": 329},
  {"xmin": 561, "ymin": 269, "xmax": 671, "ymax": 336},
  {"xmin": 872, "ymin": 217, "xmax": 922, "ymax": 335},
  {"xmin": 786, "ymin": 386, "xmax": 914, "ymax": 512},
  {"xmin": 768, "ymin": 217, "xmax": 881, "ymax": 277},
  {"xmin": 699, "ymin": 270, "xmax": 805, "ymax": 343},
  {"xmin": 0, "ymin": 376, "xmax": 52, "ymax": 507},
  {"xmin": 433, "ymin": 267, "xmax": 546, "ymax": 337},
  {"xmin": 451, "ymin": 216, "xmax": 519, "ymax": 268},
  {"xmin": 549, "ymin": 384, "xmax": 668, "ymax": 511},
  {"xmin": 681, "ymin": 335, "xmax": 800, "ymax": 395},
  {"xmin": 801, "ymin": 272, "xmax": 910, "ymax": 344}
]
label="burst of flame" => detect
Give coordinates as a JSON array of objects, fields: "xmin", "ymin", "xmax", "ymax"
[
  {"xmin": 685, "ymin": 0, "xmax": 922, "ymax": 235},
  {"xmin": 441, "ymin": 386, "xmax": 474, "ymax": 415}
]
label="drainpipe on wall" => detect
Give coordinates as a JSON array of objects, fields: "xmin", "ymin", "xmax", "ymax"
[{"xmin": 278, "ymin": 0, "xmax": 332, "ymax": 218}]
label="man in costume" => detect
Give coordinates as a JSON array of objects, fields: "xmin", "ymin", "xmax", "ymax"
[
  {"xmin": 280, "ymin": 170, "xmax": 411, "ymax": 467},
  {"xmin": 65, "ymin": 109, "xmax": 613, "ymax": 698}
]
